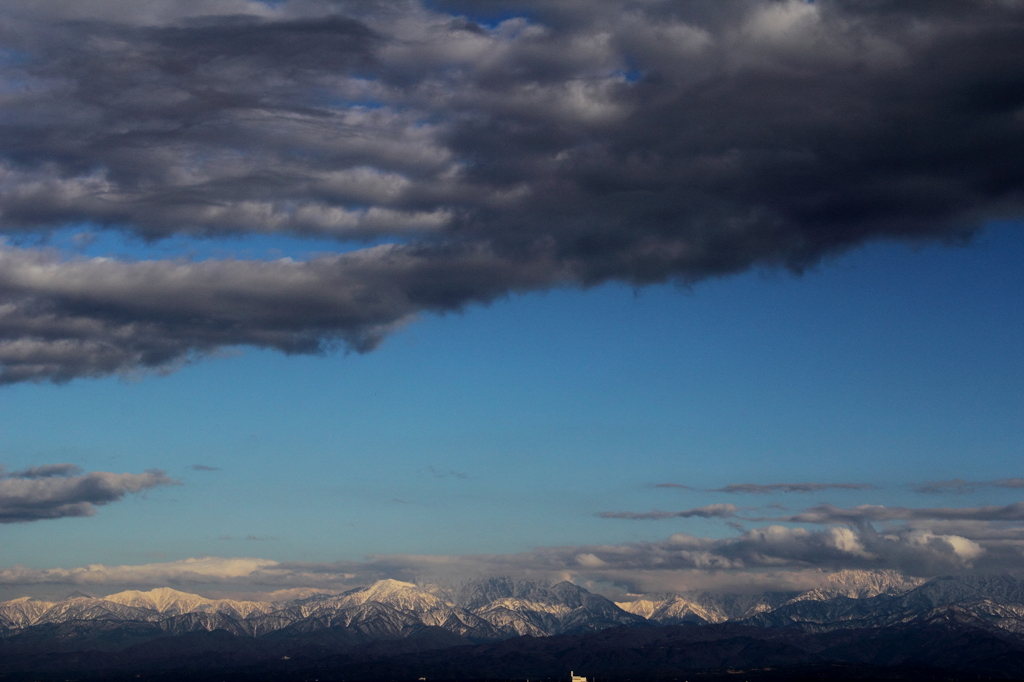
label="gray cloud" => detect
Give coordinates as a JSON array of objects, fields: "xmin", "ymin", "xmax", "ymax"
[
  {"xmin": 765, "ymin": 502, "xmax": 1024, "ymax": 525},
  {"xmin": 0, "ymin": 0, "xmax": 1022, "ymax": 382},
  {"xmin": 713, "ymin": 483, "xmax": 875, "ymax": 494},
  {"xmin": 0, "ymin": 242, "xmax": 570, "ymax": 383},
  {"xmin": 425, "ymin": 466, "xmax": 472, "ymax": 480},
  {"xmin": 0, "ymin": 468, "xmax": 178, "ymax": 522},
  {"xmin": 1, "ymin": 515, "xmax": 1014, "ymax": 597},
  {"xmin": 5, "ymin": 494, "xmax": 1024, "ymax": 595},
  {"xmin": 914, "ymin": 479, "xmax": 980, "ymax": 494},
  {"xmin": 915, "ymin": 478, "xmax": 1024, "ymax": 493},
  {"xmin": 191, "ymin": 464, "xmax": 221, "ymax": 472},
  {"xmin": 598, "ymin": 503, "xmax": 740, "ymax": 520},
  {"xmin": 997, "ymin": 478, "xmax": 1024, "ymax": 489},
  {"xmin": 3, "ymin": 463, "xmax": 84, "ymax": 479}
]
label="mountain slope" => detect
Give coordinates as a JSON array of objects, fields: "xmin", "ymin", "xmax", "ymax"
[
  {"xmin": 4, "ymin": 617, "xmax": 1023, "ymax": 681},
  {"xmin": 451, "ymin": 577, "xmax": 646, "ymax": 634},
  {"xmin": 104, "ymin": 587, "xmax": 275, "ymax": 619},
  {"xmin": 743, "ymin": 573, "xmax": 1024, "ymax": 633},
  {"xmin": 616, "ymin": 594, "xmax": 723, "ymax": 624}
]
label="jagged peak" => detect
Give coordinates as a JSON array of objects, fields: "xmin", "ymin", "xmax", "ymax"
[
  {"xmin": 478, "ymin": 597, "xmax": 571, "ymax": 615},
  {"xmin": 615, "ymin": 599, "xmax": 659, "ymax": 618},
  {"xmin": 449, "ymin": 576, "xmax": 601, "ymax": 610},
  {"xmin": 783, "ymin": 570, "xmax": 926, "ymax": 604},
  {"xmin": 323, "ymin": 579, "xmax": 449, "ymax": 611},
  {"xmin": 364, "ymin": 578, "xmax": 420, "ymax": 592},
  {"xmin": 822, "ymin": 569, "xmax": 924, "ymax": 591}
]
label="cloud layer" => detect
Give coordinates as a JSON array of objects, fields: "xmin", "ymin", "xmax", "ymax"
[
  {"xmin": 0, "ymin": 465, "xmax": 177, "ymax": 522},
  {"xmin": 770, "ymin": 502, "xmax": 1024, "ymax": 525},
  {"xmin": 5, "ymin": 495, "xmax": 1024, "ymax": 597},
  {"xmin": 914, "ymin": 478, "xmax": 1024, "ymax": 494},
  {"xmin": 598, "ymin": 503, "xmax": 740, "ymax": 520},
  {"xmin": 712, "ymin": 483, "xmax": 875, "ymax": 494},
  {"xmin": 0, "ymin": 0, "xmax": 1022, "ymax": 382}
]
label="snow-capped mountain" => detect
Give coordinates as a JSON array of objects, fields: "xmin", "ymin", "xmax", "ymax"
[
  {"xmin": 617, "ymin": 590, "xmax": 797, "ymax": 623},
  {"xmin": 0, "ymin": 597, "xmax": 54, "ymax": 629},
  {"xmin": 616, "ymin": 569, "xmax": 926, "ymax": 625},
  {"xmin": 3, "ymin": 572, "xmax": 1024, "ymax": 646},
  {"xmin": 266, "ymin": 580, "xmax": 509, "ymax": 641},
  {"xmin": 103, "ymin": 586, "xmax": 275, "ymax": 619},
  {"xmin": 448, "ymin": 577, "xmax": 645, "ymax": 635},
  {"xmin": 33, "ymin": 596, "xmax": 162, "ymax": 625},
  {"xmin": 616, "ymin": 594, "xmax": 724, "ymax": 624},
  {"xmin": 783, "ymin": 569, "xmax": 925, "ymax": 603},
  {"xmin": 4, "ymin": 573, "xmax": 1024, "ymax": 682},
  {"xmin": 743, "ymin": 573, "xmax": 1024, "ymax": 633},
  {"xmin": 332, "ymin": 579, "xmax": 449, "ymax": 612},
  {"xmin": 0, "ymin": 578, "xmax": 643, "ymax": 641}
]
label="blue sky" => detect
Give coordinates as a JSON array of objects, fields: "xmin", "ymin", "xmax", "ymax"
[
  {"xmin": 2, "ymin": 221, "xmax": 1021, "ymax": 576},
  {"xmin": 1, "ymin": 0, "xmax": 1023, "ymax": 598}
]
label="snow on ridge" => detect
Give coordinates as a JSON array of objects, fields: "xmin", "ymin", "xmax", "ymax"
[
  {"xmin": 103, "ymin": 586, "xmax": 276, "ymax": 618},
  {"xmin": 6, "ymin": 572, "xmax": 1016, "ymax": 638},
  {"xmin": 784, "ymin": 570, "xmax": 927, "ymax": 605},
  {"xmin": 616, "ymin": 594, "xmax": 724, "ymax": 624}
]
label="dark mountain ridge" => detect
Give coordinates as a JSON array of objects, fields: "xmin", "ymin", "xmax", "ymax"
[{"xmin": 3, "ymin": 616, "xmax": 1024, "ymax": 681}]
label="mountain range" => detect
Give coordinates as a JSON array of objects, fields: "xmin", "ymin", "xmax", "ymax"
[
  {"xmin": 3, "ymin": 571, "xmax": 1024, "ymax": 680},
  {"xmin": 0, "ymin": 577, "xmax": 645, "ymax": 641}
]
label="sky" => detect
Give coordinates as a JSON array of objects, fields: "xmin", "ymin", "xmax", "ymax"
[{"xmin": 0, "ymin": 0, "xmax": 1022, "ymax": 601}]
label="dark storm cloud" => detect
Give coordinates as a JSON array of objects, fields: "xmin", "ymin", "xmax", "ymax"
[
  {"xmin": 598, "ymin": 503, "xmax": 739, "ymax": 520},
  {"xmin": 1, "ymin": 0, "xmax": 1023, "ymax": 382},
  {"xmin": 0, "ymin": 242, "xmax": 570, "ymax": 383},
  {"xmin": 713, "ymin": 483, "xmax": 875, "ymax": 494},
  {"xmin": 0, "ymin": 468, "xmax": 177, "ymax": 522}
]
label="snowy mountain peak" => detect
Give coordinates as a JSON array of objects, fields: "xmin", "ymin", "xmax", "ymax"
[
  {"xmin": 0, "ymin": 597, "xmax": 56, "ymax": 628},
  {"xmin": 105, "ymin": 587, "xmax": 207, "ymax": 613},
  {"xmin": 103, "ymin": 587, "xmax": 274, "ymax": 618},
  {"xmin": 615, "ymin": 598, "xmax": 658, "ymax": 620},
  {"xmin": 451, "ymin": 577, "xmax": 603, "ymax": 611},
  {"xmin": 821, "ymin": 569, "xmax": 925, "ymax": 596},
  {"xmin": 339, "ymin": 579, "xmax": 449, "ymax": 611},
  {"xmin": 365, "ymin": 579, "xmax": 420, "ymax": 593},
  {"xmin": 616, "ymin": 594, "xmax": 723, "ymax": 624},
  {"xmin": 785, "ymin": 570, "xmax": 926, "ymax": 605}
]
